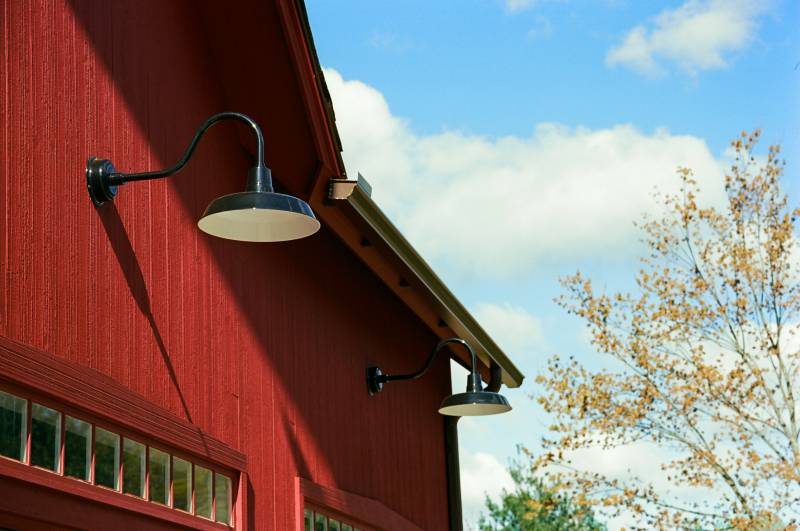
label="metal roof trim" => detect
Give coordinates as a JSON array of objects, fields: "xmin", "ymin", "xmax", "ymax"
[{"xmin": 337, "ymin": 178, "xmax": 524, "ymax": 388}]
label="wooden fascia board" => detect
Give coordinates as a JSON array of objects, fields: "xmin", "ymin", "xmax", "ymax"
[
  {"xmin": 339, "ymin": 185, "xmax": 524, "ymax": 388},
  {"xmin": 274, "ymin": 0, "xmax": 345, "ymax": 185},
  {"xmin": 311, "ymin": 179, "xmax": 524, "ymax": 388}
]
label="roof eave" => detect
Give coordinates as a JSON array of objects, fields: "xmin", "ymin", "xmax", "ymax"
[
  {"xmin": 283, "ymin": 0, "xmax": 525, "ymax": 388},
  {"xmin": 330, "ymin": 178, "xmax": 524, "ymax": 388}
]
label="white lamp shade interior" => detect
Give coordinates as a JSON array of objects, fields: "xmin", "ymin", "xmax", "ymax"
[
  {"xmin": 197, "ymin": 191, "xmax": 320, "ymax": 243},
  {"xmin": 198, "ymin": 208, "xmax": 320, "ymax": 242},
  {"xmin": 438, "ymin": 392, "xmax": 512, "ymax": 416}
]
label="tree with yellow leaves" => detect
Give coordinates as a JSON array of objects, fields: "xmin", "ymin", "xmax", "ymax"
[{"xmin": 536, "ymin": 131, "xmax": 800, "ymax": 529}]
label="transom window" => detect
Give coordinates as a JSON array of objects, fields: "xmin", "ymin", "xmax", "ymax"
[
  {"xmin": 0, "ymin": 388, "xmax": 233, "ymax": 526},
  {"xmin": 304, "ymin": 506, "xmax": 365, "ymax": 531}
]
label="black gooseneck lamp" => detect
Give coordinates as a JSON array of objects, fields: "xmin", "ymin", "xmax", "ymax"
[
  {"xmin": 367, "ymin": 337, "xmax": 512, "ymax": 416},
  {"xmin": 86, "ymin": 112, "xmax": 320, "ymax": 242}
]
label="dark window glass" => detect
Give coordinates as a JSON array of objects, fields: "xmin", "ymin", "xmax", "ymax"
[
  {"xmin": 30, "ymin": 404, "xmax": 60, "ymax": 471},
  {"xmin": 122, "ymin": 439, "xmax": 145, "ymax": 497},
  {"xmin": 149, "ymin": 447, "xmax": 170, "ymax": 505},
  {"xmin": 0, "ymin": 391, "xmax": 26, "ymax": 461},
  {"xmin": 2, "ymin": 392, "xmax": 241, "ymax": 524},
  {"xmin": 94, "ymin": 428, "xmax": 119, "ymax": 489},
  {"xmin": 315, "ymin": 513, "xmax": 328, "ymax": 531},
  {"xmin": 173, "ymin": 457, "xmax": 192, "ymax": 512},
  {"xmin": 195, "ymin": 465, "xmax": 213, "ymax": 518},
  {"xmin": 64, "ymin": 416, "xmax": 91, "ymax": 480},
  {"xmin": 304, "ymin": 509, "xmax": 314, "ymax": 531},
  {"xmin": 342, "ymin": 525, "xmax": 353, "ymax": 531},
  {"xmin": 329, "ymin": 519, "xmax": 341, "ymax": 531},
  {"xmin": 215, "ymin": 473, "xmax": 232, "ymax": 524}
]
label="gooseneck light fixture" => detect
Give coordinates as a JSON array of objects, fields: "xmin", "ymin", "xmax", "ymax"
[
  {"xmin": 367, "ymin": 338, "xmax": 512, "ymax": 416},
  {"xmin": 86, "ymin": 112, "xmax": 320, "ymax": 242}
]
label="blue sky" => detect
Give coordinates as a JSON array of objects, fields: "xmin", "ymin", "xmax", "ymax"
[
  {"xmin": 310, "ymin": 0, "xmax": 799, "ymax": 156},
  {"xmin": 307, "ymin": 0, "xmax": 800, "ymax": 527}
]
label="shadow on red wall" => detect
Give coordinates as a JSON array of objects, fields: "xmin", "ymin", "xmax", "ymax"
[{"xmin": 45, "ymin": 0, "xmax": 453, "ymax": 528}]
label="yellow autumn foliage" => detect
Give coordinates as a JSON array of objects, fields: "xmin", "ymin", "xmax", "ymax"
[{"xmin": 535, "ymin": 131, "xmax": 800, "ymax": 529}]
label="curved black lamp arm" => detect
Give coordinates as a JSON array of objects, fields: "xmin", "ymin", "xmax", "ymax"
[
  {"xmin": 110, "ymin": 112, "xmax": 265, "ymax": 185},
  {"xmin": 87, "ymin": 112, "xmax": 270, "ymax": 206},
  {"xmin": 367, "ymin": 337, "xmax": 483, "ymax": 395}
]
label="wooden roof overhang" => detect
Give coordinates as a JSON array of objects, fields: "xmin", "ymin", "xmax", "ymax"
[{"xmin": 198, "ymin": 0, "xmax": 524, "ymax": 388}]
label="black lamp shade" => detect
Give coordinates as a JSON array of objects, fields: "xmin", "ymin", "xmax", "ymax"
[
  {"xmin": 438, "ymin": 391, "xmax": 512, "ymax": 416},
  {"xmin": 197, "ymin": 191, "xmax": 320, "ymax": 242},
  {"xmin": 88, "ymin": 114, "xmax": 322, "ymax": 243},
  {"xmin": 366, "ymin": 337, "xmax": 513, "ymax": 417}
]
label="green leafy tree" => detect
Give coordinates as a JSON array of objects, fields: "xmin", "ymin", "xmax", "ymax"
[{"xmin": 478, "ymin": 456, "xmax": 606, "ymax": 530}]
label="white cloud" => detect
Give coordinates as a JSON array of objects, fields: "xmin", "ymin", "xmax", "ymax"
[
  {"xmin": 567, "ymin": 442, "xmax": 678, "ymax": 493},
  {"xmin": 505, "ymin": 0, "xmax": 537, "ymax": 13},
  {"xmin": 460, "ymin": 450, "xmax": 515, "ymax": 525},
  {"xmin": 607, "ymin": 0, "xmax": 769, "ymax": 76},
  {"xmin": 472, "ymin": 303, "xmax": 543, "ymax": 358},
  {"xmin": 505, "ymin": 0, "xmax": 566, "ymax": 16},
  {"xmin": 458, "ymin": 442, "xmax": 714, "ymax": 529},
  {"xmin": 566, "ymin": 442, "xmax": 717, "ymax": 529},
  {"xmin": 325, "ymin": 67, "xmax": 725, "ymax": 277}
]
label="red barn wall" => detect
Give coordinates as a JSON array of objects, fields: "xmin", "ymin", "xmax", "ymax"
[{"xmin": 0, "ymin": 1, "xmax": 451, "ymax": 529}]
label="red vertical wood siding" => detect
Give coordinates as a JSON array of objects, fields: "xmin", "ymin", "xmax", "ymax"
[{"xmin": 0, "ymin": 1, "xmax": 450, "ymax": 529}]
